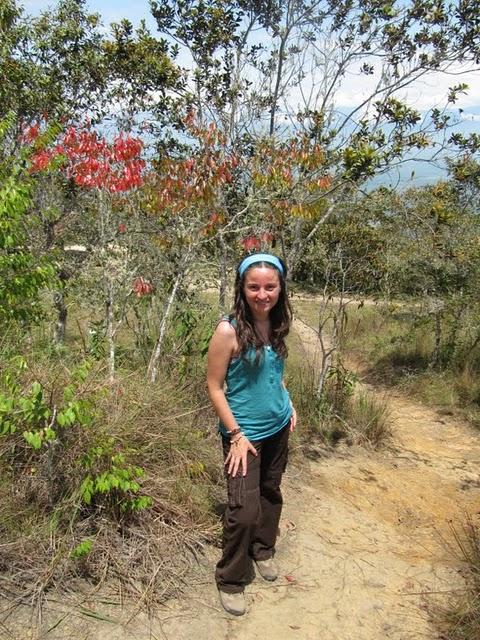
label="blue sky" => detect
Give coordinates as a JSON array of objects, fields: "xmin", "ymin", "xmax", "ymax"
[
  {"xmin": 20, "ymin": 1, "xmax": 480, "ymax": 186},
  {"xmin": 22, "ymin": 0, "xmax": 156, "ymax": 29}
]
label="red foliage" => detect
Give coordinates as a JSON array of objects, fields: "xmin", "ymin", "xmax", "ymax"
[
  {"xmin": 132, "ymin": 277, "xmax": 154, "ymax": 297},
  {"xmin": 29, "ymin": 125, "xmax": 145, "ymax": 193},
  {"xmin": 155, "ymin": 113, "xmax": 238, "ymax": 214},
  {"xmin": 241, "ymin": 236, "xmax": 261, "ymax": 252},
  {"xmin": 317, "ymin": 175, "xmax": 333, "ymax": 189},
  {"xmin": 29, "ymin": 149, "xmax": 53, "ymax": 172},
  {"xmin": 240, "ymin": 232, "xmax": 274, "ymax": 252},
  {"xmin": 21, "ymin": 123, "xmax": 41, "ymax": 144}
]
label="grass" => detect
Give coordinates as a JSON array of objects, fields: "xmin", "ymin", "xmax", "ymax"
[
  {"xmin": 0, "ymin": 313, "xmax": 224, "ymax": 613},
  {"xmin": 285, "ymin": 323, "xmax": 324, "ymax": 446},
  {"xmin": 432, "ymin": 515, "xmax": 480, "ymax": 640},
  {"xmin": 293, "ymin": 295, "xmax": 480, "ymax": 427},
  {"xmin": 345, "ymin": 390, "xmax": 392, "ymax": 448},
  {"xmin": 286, "ymin": 318, "xmax": 392, "ymax": 449},
  {"xmin": 289, "ymin": 294, "xmax": 394, "ymax": 448}
]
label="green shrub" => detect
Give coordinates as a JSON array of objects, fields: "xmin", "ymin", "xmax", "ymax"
[
  {"xmin": 0, "ymin": 338, "xmax": 223, "ymax": 608},
  {"xmin": 0, "ymin": 115, "xmax": 57, "ymax": 326}
]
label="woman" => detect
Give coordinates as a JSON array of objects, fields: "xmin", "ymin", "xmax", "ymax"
[{"xmin": 207, "ymin": 252, "xmax": 296, "ymax": 616}]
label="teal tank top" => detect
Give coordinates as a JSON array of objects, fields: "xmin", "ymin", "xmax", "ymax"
[{"xmin": 219, "ymin": 320, "xmax": 292, "ymax": 441}]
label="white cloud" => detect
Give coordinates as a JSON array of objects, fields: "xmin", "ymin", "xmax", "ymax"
[
  {"xmin": 459, "ymin": 112, "xmax": 480, "ymax": 122},
  {"xmin": 293, "ymin": 60, "xmax": 480, "ymax": 114}
]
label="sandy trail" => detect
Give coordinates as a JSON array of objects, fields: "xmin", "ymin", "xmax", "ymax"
[{"xmin": 4, "ymin": 320, "xmax": 480, "ymax": 640}]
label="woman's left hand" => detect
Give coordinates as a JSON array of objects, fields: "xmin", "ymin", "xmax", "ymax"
[{"xmin": 289, "ymin": 405, "xmax": 297, "ymax": 432}]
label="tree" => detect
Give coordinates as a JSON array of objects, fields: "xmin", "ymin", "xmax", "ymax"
[
  {"xmin": 150, "ymin": 0, "xmax": 480, "ymax": 274},
  {"xmin": 0, "ymin": 115, "xmax": 56, "ymax": 326},
  {"xmin": 146, "ymin": 113, "xmax": 240, "ymax": 381},
  {"xmin": 30, "ymin": 123, "xmax": 147, "ymax": 379},
  {"xmin": 367, "ymin": 181, "xmax": 480, "ymax": 368},
  {"xmin": 1, "ymin": 0, "xmax": 182, "ymax": 130}
]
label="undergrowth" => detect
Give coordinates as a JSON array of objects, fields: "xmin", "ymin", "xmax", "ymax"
[
  {"xmin": 0, "ymin": 318, "xmax": 223, "ymax": 611},
  {"xmin": 337, "ymin": 302, "xmax": 480, "ymax": 427},
  {"xmin": 286, "ymin": 327, "xmax": 392, "ymax": 449},
  {"xmin": 432, "ymin": 515, "xmax": 480, "ymax": 640}
]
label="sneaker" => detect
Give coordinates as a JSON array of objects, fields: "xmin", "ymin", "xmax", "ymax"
[
  {"xmin": 254, "ymin": 558, "xmax": 278, "ymax": 581},
  {"xmin": 218, "ymin": 590, "xmax": 246, "ymax": 616}
]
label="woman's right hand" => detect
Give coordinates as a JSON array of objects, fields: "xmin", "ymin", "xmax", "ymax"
[{"xmin": 225, "ymin": 435, "xmax": 257, "ymax": 477}]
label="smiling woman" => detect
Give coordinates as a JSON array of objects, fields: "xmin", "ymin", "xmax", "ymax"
[
  {"xmin": 243, "ymin": 264, "xmax": 281, "ymax": 324},
  {"xmin": 206, "ymin": 253, "xmax": 297, "ymax": 616}
]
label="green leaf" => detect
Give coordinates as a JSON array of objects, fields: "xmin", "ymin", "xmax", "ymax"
[
  {"xmin": 23, "ymin": 430, "xmax": 43, "ymax": 450},
  {"xmin": 70, "ymin": 539, "xmax": 94, "ymax": 559},
  {"xmin": 63, "ymin": 385, "xmax": 75, "ymax": 402},
  {"xmin": 44, "ymin": 426, "xmax": 56, "ymax": 441}
]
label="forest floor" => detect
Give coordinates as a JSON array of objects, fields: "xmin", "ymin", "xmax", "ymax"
[{"xmin": 2, "ymin": 319, "xmax": 480, "ymax": 640}]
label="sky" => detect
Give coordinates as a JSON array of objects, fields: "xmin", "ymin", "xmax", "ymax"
[
  {"xmin": 21, "ymin": 0, "xmax": 156, "ymax": 30},
  {"xmin": 20, "ymin": 0, "xmax": 480, "ymax": 187}
]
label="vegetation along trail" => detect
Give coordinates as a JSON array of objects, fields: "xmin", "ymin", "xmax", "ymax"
[{"xmin": 10, "ymin": 317, "xmax": 478, "ymax": 640}]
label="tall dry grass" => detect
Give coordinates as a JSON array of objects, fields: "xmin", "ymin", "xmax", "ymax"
[
  {"xmin": 345, "ymin": 390, "xmax": 392, "ymax": 448},
  {"xmin": 0, "ymin": 313, "xmax": 224, "ymax": 612},
  {"xmin": 432, "ymin": 515, "xmax": 480, "ymax": 640},
  {"xmin": 286, "ymin": 326, "xmax": 392, "ymax": 449},
  {"xmin": 335, "ymin": 301, "xmax": 480, "ymax": 427}
]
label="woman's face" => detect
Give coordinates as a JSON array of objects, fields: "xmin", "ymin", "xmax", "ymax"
[{"xmin": 243, "ymin": 265, "xmax": 281, "ymax": 319}]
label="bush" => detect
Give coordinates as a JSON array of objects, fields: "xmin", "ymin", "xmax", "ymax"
[
  {"xmin": 0, "ymin": 341, "xmax": 223, "ymax": 608},
  {"xmin": 455, "ymin": 367, "xmax": 480, "ymax": 407},
  {"xmin": 286, "ymin": 325, "xmax": 392, "ymax": 449}
]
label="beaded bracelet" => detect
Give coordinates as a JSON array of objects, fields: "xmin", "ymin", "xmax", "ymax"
[{"xmin": 228, "ymin": 427, "xmax": 241, "ymax": 439}]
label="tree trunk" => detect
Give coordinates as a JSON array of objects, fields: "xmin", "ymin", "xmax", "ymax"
[
  {"xmin": 317, "ymin": 339, "xmax": 334, "ymax": 397},
  {"xmin": 147, "ymin": 272, "xmax": 182, "ymax": 383},
  {"xmin": 286, "ymin": 218, "xmax": 304, "ymax": 276},
  {"xmin": 53, "ymin": 290, "xmax": 67, "ymax": 344},
  {"xmin": 218, "ymin": 234, "xmax": 228, "ymax": 312},
  {"xmin": 147, "ymin": 256, "xmax": 190, "ymax": 383},
  {"xmin": 106, "ymin": 284, "xmax": 115, "ymax": 382},
  {"xmin": 431, "ymin": 311, "xmax": 442, "ymax": 368}
]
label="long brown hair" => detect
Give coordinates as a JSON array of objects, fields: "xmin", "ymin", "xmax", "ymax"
[{"xmin": 232, "ymin": 257, "xmax": 292, "ymax": 361}]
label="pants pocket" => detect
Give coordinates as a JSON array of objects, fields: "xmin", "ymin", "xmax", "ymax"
[{"xmin": 226, "ymin": 474, "xmax": 246, "ymax": 508}]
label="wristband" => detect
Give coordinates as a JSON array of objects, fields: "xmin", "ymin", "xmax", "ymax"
[{"xmin": 228, "ymin": 428, "xmax": 241, "ymax": 439}]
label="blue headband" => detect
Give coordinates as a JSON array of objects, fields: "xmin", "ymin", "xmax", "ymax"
[{"xmin": 238, "ymin": 253, "xmax": 284, "ymax": 277}]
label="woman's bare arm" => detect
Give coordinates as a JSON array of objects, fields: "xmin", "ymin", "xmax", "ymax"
[
  {"xmin": 207, "ymin": 320, "xmax": 257, "ymax": 476},
  {"xmin": 206, "ymin": 321, "xmax": 239, "ymax": 432}
]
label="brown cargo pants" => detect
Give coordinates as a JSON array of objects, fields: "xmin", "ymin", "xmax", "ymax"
[{"xmin": 215, "ymin": 423, "xmax": 290, "ymax": 594}]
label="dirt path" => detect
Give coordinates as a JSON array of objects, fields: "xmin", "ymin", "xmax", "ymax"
[{"xmin": 4, "ymin": 321, "xmax": 480, "ymax": 640}]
